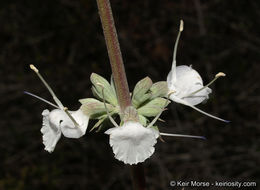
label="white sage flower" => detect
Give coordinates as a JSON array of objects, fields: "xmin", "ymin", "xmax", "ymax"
[
  {"xmin": 41, "ymin": 109, "xmax": 89, "ymax": 152},
  {"xmin": 103, "ymin": 100, "xmax": 205, "ymax": 165},
  {"xmin": 41, "ymin": 109, "xmax": 62, "ymax": 153},
  {"xmin": 105, "ymin": 119, "xmax": 205, "ymax": 165},
  {"xmin": 93, "ymin": 76, "xmax": 207, "ymax": 165},
  {"xmin": 167, "ymin": 65, "xmax": 212, "ymax": 106},
  {"xmin": 105, "ymin": 121, "xmax": 157, "ymax": 165},
  {"xmin": 167, "ymin": 20, "xmax": 228, "ymax": 122},
  {"xmin": 60, "ymin": 109, "xmax": 89, "ymax": 138},
  {"xmin": 27, "ymin": 65, "xmax": 89, "ymax": 152}
]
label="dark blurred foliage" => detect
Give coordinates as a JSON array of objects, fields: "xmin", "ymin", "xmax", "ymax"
[{"xmin": 0, "ymin": 0, "xmax": 259, "ymax": 189}]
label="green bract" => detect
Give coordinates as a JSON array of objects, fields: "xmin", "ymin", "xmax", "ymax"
[
  {"xmin": 131, "ymin": 77, "xmax": 169, "ymax": 121},
  {"xmin": 131, "ymin": 77, "xmax": 153, "ymax": 108},
  {"xmin": 138, "ymin": 98, "xmax": 170, "ymax": 117},
  {"xmin": 80, "ymin": 74, "xmax": 169, "ymax": 131},
  {"xmin": 79, "ymin": 98, "xmax": 117, "ymax": 119},
  {"xmin": 150, "ymin": 81, "xmax": 168, "ymax": 99},
  {"xmin": 90, "ymin": 73, "xmax": 118, "ymax": 106}
]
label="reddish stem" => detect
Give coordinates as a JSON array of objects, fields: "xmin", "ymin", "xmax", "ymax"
[
  {"xmin": 95, "ymin": 0, "xmax": 146, "ymax": 189},
  {"xmin": 96, "ymin": 0, "xmax": 131, "ymax": 113}
]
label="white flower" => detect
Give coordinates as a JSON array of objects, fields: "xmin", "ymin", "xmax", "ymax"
[
  {"xmin": 167, "ymin": 65, "xmax": 212, "ymax": 106},
  {"xmin": 167, "ymin": 20, "xmax": 228, "ymax": 122},
  {"xmin": 105, "ymin": 121, "xmax": 205, "ymax": 165},
  {"xmin": 41, "ymin": 109, "xmax": 62, "ymax": 153},
  {"xmin": 105, "ymin": 121, "xmax": 157, "ymax": 165},
  {"xmin": 28, "ymin": 64, "xmax": 90, "ymax": 152},
  {"xmin": 41, "ymin": 109, "xmax": 89, "ymax": 153},
  {"xmin": 60, "ymin": 109, "xmax": 89, "ymax": 138}
]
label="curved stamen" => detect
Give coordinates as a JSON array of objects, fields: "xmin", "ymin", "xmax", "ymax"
[
  {"xmin": 172, "ymin": 96, "xmax": 230, "ymax": 123},
  {"xmin": 171, "ymin": 20, "xmax": 184, "ymax": 83},
  {"xmin": 30, "ymin": 64, "xmax": 79, "ymax": 127},
  {"xmin": 97, "ymin": 82, "xmax": 119, "ymax": 128},
  {"xmin": 30, "ymin": 65, "xmax": 64, "ymax": 109},
  {"xmin": 185, "ymin": 72, "xmax": 226, "ymax": 97}
]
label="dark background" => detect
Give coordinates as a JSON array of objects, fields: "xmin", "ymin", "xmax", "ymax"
[{"xmin": 1, "ymin": 0, "xmax": 259, "ymax": 189}]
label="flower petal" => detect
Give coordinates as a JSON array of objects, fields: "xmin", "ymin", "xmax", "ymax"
[
  {"xmin": 167, "ymin": 65, "xmax": 211, "ymax": 105},
  {"xmin": 41, "ymin": 109, "xmax": 62, "ymax": 153},
  {"xmin": 60, "ymin": 109, "xmax": 89, "ymax": 138},
  {"xmin": 183, "ymin": 86, "xmax": 212, "ymax": 106},
  {"xmin": 105, "ymin": 121, "xmax": 157, "ymax": 165}
]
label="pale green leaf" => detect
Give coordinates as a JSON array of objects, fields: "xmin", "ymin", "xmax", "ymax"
[
  {"xmin": 150, "ymin": 81, "xmax": 168, "ymax": 99},
  {"xmin": 79, "ymin": 98, "xmax": 101, "ymax": 105},
  {"xmin": 80, "ymin": 99, "xmax": 116, "ymax": 119},
  {"xmin": 137, "ymin": 97, "xmax": 170, "ymax": 117},
  {"xmin": 90, "ymin": 73, "xmax": 118, "ymax": 106},
  {"xmin": 132, "ymin": 77, "xmax": 153, "ymax": 108}
]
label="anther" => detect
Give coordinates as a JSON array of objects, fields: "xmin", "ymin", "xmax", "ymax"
[
  {"xmin": 30, "ymin": 64, "xmax": 39, "ymax": 73},
  {"xmin": 216, "ymin": 72, "xmax": 226, "ymax": 78},
  {"xmin": 179, "ymin": 19, "xmax": 184, "ymax": 32},
  {"xmin": 185, "ymin": 72, "xmax": 226, "ymax": 97}
]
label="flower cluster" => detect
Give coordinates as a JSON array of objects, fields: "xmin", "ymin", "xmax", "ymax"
[{"xmin": 27, "ymin": 20, "xmax": 228, "ymax": 165}]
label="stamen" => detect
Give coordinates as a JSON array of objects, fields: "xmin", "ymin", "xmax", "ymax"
[
  {"xmin": 158, "ymin": 118, "xmax": 165, "ymax": 122},
  {"xmin": 189, "ymin": 103, "xmax": 230, "ymax": 123},
  {"xmin": 179, "ymin": 20, "xmax": 184, "ymax": 32},
  {"xmin": 64, "ymin": 107, "xmax": 79, "ymax": 127},
  {"xmin": 171, "ymin": 19, "xmax": 184, "ymax": 83},
  {"xmin": 215, "ymin": 72, "xmax": 226, "ymax": 77},
  {"xmin": 24, "ymin": 91, "xmax": 59, "ymax": 109},
  {"xmin": 185, "ymin": 72, "xmax": 226, "ymax": 97},
  {"xmin": 29, "ymin": 64, "xmax": 64, "ymax": 109},
  {"xmin": 30, "ymin": 64, "xmax": 38, "ymax": 72},
  {"xmin": 173, "ymin": 96, "xmax": 230, "ymax": 123},
  {"xmin": 97, "ymin": 83, "xmax": 119, "ymax": 128},
  {"xmin": 147, "ymin": 92, "xmax": 172, "ymax": 128},
  {"xmin": 160, "ymin": 132, "xmax": 206, "ymax": 140},
  {"xmin": 29, "ymin": 64, "xmax": 79, "ymax": 127}
]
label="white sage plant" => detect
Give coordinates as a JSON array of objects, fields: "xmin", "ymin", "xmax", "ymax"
[{"xmin": 26, "ymin": 20, "xmax": 228, "ymax": 165}]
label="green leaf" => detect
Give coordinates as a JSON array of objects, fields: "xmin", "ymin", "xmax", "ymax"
[
  {"xmin": 90, "ymin": 73, "xmax": 118, "ymax": 106},
  {"xmin": 150, "ymin": 81, "xmax": 169, "ymax": 99},
  {"xmin": 91, "ymin": 86, "xmax": 102, "ymax": 101},
  {"xmin": 132, "ymin": 77, "xmax": 153, "ymax": 108},
  {"xmin": 79, "ymin": 98, "xmax": 101, "ymax": 105},
  {"xmin": 80, "ymin": 98, "xmax": 117, "ymax": 119},
  {"xmin": 137, "ymin": 97, "xmax": 170, "ymax": 117}
]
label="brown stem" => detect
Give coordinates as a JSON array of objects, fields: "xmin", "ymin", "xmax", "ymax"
[
  {"xmin": 96, "ymin": 0, "xmax": 131, "ymax": 113},
  {"xmin": 95, "ymin": 0, "xmax": 146, "ymax": 189},
  {"xmin": 130, "ymin": 164, "xmax": 146, "ymax": 190}
]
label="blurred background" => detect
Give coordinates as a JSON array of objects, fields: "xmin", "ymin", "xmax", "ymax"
[{"xmin": 1, "ymin": 0, "xmax": 259, "ymax": 189}]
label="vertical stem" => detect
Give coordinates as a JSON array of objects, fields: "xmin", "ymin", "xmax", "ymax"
[
  {"xmin": 96, "ymin": 0, "xmax": 131, "ymax": 113},
  {"xmin": 130, "ymin": 164, "xmax": 146, "ymax": 190},
  {"xmin": 95, "ymin": 0, "xmax": 146, "ymax": 189}
]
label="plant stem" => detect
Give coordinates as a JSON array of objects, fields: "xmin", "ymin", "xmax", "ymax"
[
  {"xmin": 96, "ymin": 0, "xmax": 131, "ymax": 113},
  {"xmin": 130, "ymin": 164, "xmax": 146, "ymax": 190},
  {"xmin": 95, "ymin": 0, "xmax": 146, "ymax": 189}
]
